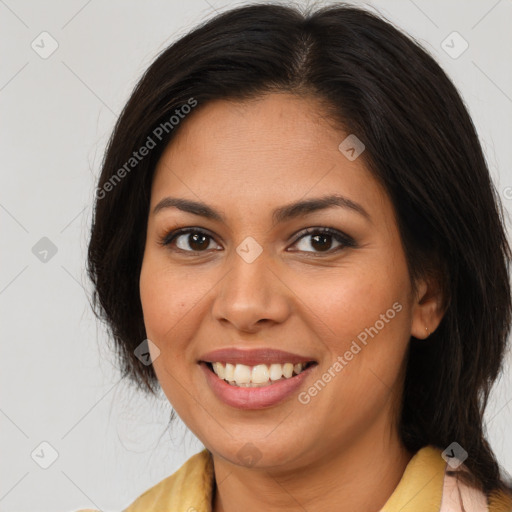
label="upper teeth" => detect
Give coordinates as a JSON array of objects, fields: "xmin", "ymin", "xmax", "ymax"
[{"xmin": 211, "ymin": 362, "xmax": 309, "ymax": 387}]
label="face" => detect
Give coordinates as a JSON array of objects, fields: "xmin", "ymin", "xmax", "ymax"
[{"xmin": 139, "ymin": 92, "xmax": 429, "ymax": 471}]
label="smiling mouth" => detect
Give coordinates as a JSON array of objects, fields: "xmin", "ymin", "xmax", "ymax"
[{"xmin": 203, "ymin": 361, "xmax": 318, "ymax": 387}]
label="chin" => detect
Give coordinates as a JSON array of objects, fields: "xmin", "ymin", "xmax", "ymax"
[{"xmin": 208, "ymin": 434, "xmax": 309, "ymax": 470}]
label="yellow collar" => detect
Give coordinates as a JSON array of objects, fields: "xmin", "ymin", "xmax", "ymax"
[
  {"xmin": 121, "ymin": 445, "xmax": 510, "ymax": 512},
  {"xmin": 380, "ymin": 445, "xmax": 445, "ymax": 511}
]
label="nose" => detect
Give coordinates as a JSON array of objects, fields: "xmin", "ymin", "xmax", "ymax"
[{"xmin": 211, "ymin": 245, "xmax": 291, "ymax": 333}]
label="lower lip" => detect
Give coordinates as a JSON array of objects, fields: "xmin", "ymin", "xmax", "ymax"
[{"xmin": 199, "ymin": 362, "xmax": 317, "ymax": 410}]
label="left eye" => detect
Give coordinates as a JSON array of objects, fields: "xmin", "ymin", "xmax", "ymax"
[
  {"xmin": 291, "ymin": 227, "xmax": 354, "ymax": 253},
  {"xmin": 159, "ymin": 227, "xmax": 355, "ymax": 254}
]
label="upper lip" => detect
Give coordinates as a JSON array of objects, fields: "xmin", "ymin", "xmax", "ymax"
[{"xmin": 198, "ymin": 348, "xmax": 317, "ymax": 367}]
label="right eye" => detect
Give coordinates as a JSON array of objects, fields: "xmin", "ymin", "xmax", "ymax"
[{"xmin": 158, "ymin": 228, "xmax": 222, "ymax": 253}]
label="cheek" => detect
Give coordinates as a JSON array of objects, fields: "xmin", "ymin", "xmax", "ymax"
[
  {"xmin": 303, "ymin": 270, "xmax": 410, "ymax": 424},
  {"xmin": 298, "ymin": 249, "xmax": 411, "ymax": 393},
  {"xmin": 139, "ymin": 254, "xmax": 196, "ymax": 355},
  {"xmin": 302, "ymin": 270, "xmax": 405, "ymax": 347},
  {"xmin": 139, "ymin": 255, "xmax": 203, "ymax": 413}
]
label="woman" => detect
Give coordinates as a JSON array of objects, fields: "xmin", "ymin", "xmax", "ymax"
[{"xmin": 85, "ymin": 2, "xmax": 512, "ymax": 511}]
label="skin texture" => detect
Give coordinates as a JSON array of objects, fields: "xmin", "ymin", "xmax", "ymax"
[{"xmin": 139, "ymin": 93, "xmax": 445, "ymax": 512}]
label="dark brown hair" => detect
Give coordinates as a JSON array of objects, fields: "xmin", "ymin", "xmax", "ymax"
[{"xmin": 87, "ymin": 1, "xmax": 512, "ymax": 501}]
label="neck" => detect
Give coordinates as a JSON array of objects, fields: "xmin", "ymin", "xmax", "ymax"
[{"xmin": 211, "ymin": 423, "xmax": 414, "ymax": 512}]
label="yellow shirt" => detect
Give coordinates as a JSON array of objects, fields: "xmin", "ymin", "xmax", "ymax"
[{"xmin": 77, "ymin": 445, "xmax": 512, "ymax": 511}]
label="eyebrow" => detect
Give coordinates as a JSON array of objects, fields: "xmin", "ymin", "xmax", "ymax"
[{"xmin": 152, "ymin": 194, "xmax": 371, "ymax": 225}]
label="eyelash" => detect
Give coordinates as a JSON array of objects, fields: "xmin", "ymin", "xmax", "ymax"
[{"xmin": 157, "ymin": 226, "xmax": 356, "ymax": 255}]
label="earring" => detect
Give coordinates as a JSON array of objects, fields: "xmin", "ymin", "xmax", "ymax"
[{"xmin": 425, "ymin": 326, "xmax": 430, "ymax": 338}]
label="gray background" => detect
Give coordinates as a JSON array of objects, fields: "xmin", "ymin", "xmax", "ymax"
[{"xmin": 1, "ymin": 0, "xmax": 511, "ymax": 511}]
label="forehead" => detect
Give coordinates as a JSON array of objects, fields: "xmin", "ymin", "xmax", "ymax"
[
  {"xmin": 151, "ymin": 93, "xmax": 391, "ymax": 224},
  {"xmin": 158, "ymin": 93, "xmax": 339, "ymax": 167}
]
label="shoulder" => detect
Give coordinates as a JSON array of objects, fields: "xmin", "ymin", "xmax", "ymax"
[
  {"xmin": 123, "ymin": 448, "xmax": 214, "ymax": 512},
  {"xmin": 440, "ymin": 453, "xmax": 512, "ymax": 512},
  {"xmin": 74, "ymin": 449, "xmax": 214, "ymax": 512},
  {"xmin": 381, "ymin": 445, "xmax": 511, "ymax": 512}
]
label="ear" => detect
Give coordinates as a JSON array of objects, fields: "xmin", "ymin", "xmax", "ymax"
[{"xmin": 410, "ymin": 274, "xmax": 446, "ymax": 339}]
